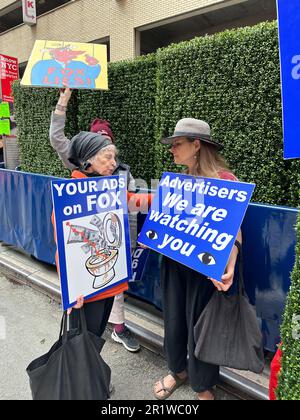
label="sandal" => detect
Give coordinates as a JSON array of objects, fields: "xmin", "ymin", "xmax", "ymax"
[
  {"xmin": 154, "ymin": 372, "xmax": 188, "ymax": 400},
  {"xmin": 196, "ymin": 390, "xmax": 215, "ymax": 401}
]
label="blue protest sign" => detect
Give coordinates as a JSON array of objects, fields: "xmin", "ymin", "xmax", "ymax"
[
  {"xmin": 138, "ymin": 172, "xmax": 255, "ymax": 282},
  {"xmin": 277, "ymin": 0, "xmax": 300, "ymax": 159},
  {"xmin": 51, "ymin": 175, "xmax": 132, "ymax": 310}
]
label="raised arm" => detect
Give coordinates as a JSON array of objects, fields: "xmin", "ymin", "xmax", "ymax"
[{"xmin": 49, "ymin": 88, "xmax": 76, "ymax": 171}]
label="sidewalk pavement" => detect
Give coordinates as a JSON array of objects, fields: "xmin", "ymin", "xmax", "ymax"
[
  {"xmin": 0, "ymin": 275, "xmax": 240, "ymax": 400},
  {"xmin": 0, "ymin": 241, "xmax": 269, "ymax": 400}
]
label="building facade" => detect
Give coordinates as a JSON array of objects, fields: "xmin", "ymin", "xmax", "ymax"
[{"xmin": 0, "ymin": 0, "xmax": 276, "ymax": 69}]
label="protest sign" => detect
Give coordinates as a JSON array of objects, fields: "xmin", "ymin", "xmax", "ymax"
[
  {"xmin": 0, "ymin": 102, "xmax": 10, "ymax": 118},
  {"xmin": 21, "ymin": 40, "xmax": 108, "ymax": 90},
  {"xmin": 0, "ymin": 54, "xmax": 19, "ymax": 103},
  {"xmin": 0, "ymin": 119, "xmax": 10, "ymax": 135},
  {"xmin": 138, "ymin": 172, "xmax": 255, "ymax": 282},
  {"xmin": 51, "ymin": 175, "xmax": 132, "ymax": 310},
  {"xmin": 277, "ymin": 0, "xmax": 300, "ymax": 159}
]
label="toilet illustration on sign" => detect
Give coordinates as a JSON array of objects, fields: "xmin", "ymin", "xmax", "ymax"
[{"xmin": 66, "ymin": 213, "xmax": 122, "ymax": 289}]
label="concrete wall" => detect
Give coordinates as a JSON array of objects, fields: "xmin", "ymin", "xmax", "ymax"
[
  {"xmin": 0, "ymin": 0, "xmax": 253, "ymax": 63},
  {"xmin": 0, "ymin": 0, "xmax": 17, "ymax": 10}
]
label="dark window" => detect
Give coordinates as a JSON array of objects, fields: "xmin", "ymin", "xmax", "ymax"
[
  {"xmin": 0, "ymin": 0, "xmax": 72, "ymax": 34},
  {"xmin": 18, "ymin": 61, "xmax": 27, "ymax": 78},
  {"xmin": 139, "ymin": 0, "xmax": 277, "ymax": 55}
]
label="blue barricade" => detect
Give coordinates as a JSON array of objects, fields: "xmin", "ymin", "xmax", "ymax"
[
  {"xmin": 0, "ymin": 169, "xmax": 298, "ymax": 351},
  {"xmin": 0, "ymin": 169, "xmax": 59, "ymax": 265}
]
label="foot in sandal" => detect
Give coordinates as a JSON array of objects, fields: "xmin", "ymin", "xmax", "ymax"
[
  {"xmin": 154, "ymin": 371, "xmax": 188, "ymax": 400},
  {"xmin": 197, "ymin": 390, "xmax": 215, "ymax": 400}
]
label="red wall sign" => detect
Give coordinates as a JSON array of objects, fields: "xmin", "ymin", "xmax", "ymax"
[{"xmin": 0, "ymin": 55, "xmax": 19, "ymax": 103}]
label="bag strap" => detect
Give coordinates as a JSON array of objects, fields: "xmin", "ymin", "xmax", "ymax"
[
  {"xmin": 79, "ymin": 307, "xmax": 88, "ymax": 333},
  {"xmin": 234, "ymin": 239, "xmax": 242, "ymax": 254},
  {"xmin": 60, "ymin": 311, "xmax": 69, "ymax": 345},
  {"xmin": 59, "ymin": 308, "xmax": 88, "ymax": 345},
  {"xmin": 58, "ymin": 313, "xmax": 64, "ymax": 339},
  {"xmin": 235, "ymin": 240, "xmax": 246, "ymax": 296}
]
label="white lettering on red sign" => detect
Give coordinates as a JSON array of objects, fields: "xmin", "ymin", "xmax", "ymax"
[{"xmin": 0, "ymin": 55, "xmax": 19, "ymax": 102}]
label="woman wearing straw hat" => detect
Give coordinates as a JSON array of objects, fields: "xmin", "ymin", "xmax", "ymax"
[{"xmin": 153, "ymin": 118, "xmax": 242, "ymax": 401}]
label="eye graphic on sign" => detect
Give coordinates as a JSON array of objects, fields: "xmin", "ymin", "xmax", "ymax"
[
  {"xmin": 198, "ymin": 252, "xmax": 216, "ymax": 266},
  {"xmin": 146, "ymin": 230, "xmax": 158, "ymax": 240}
]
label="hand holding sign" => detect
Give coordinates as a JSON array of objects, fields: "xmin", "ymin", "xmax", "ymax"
[
  {"xmin": 67, "ymin": 295, "xmax": 84, "ymax": 315},
  {"xmin": 59, "ymin": 87, "xmax": 72, "ymax": 103},
  {"xmin": 209, "ymin": 257, "xmax": 236, "ymax": 291}
]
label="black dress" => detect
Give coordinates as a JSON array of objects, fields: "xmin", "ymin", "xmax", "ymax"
[{"xmin": 160, "ymin": 256, "xmax": 220, "ymax": 392}]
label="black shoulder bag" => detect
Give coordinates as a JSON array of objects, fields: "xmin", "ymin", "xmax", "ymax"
[
  {"xmin": 27, "ymin": 308, "xmax": 111, "ymax": 400},
  {"xmin": 194, "ymin": 241, "xmax": 265, "ymax": 374}
]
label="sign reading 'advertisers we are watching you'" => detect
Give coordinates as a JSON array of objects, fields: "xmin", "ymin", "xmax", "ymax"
[{"xmin": 138, "ymin": 173, "xmax": 255, "ymax": 282}]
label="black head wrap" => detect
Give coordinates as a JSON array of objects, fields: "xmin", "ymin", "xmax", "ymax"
[{"xmin": 68, "ymin": 131, "xmax": 112, "ymax": 169}]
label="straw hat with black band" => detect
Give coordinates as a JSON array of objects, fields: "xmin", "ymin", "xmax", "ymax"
[{"xmin": 161, "ymin": 118, "xmax": 223, "ymax": 150}]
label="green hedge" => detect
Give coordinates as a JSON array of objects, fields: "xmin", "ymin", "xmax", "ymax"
[
  {"xmin": 11, "ymin": 21, "xmax": 300, "ymax": 400},
  {"xmin": 77, "ymin": 54, "xmax": 157, "ymax": 184},
  {"xmin": 277, "ymin": 214, "xmax": 300, "ymax": 400},
  {"xmin": 13, "ymin": 21, "xmax": 300, "ymax": 206},
  {"xmin": 156, "ymin": 22, "xmax": 300, "ymax": 206},
  {"xmin": 13, "ymin": 83, "xmax": 77, "ymax": 177}
]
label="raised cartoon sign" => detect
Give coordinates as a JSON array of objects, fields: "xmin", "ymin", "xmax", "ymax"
[{"xmin": 21, "ymin": 40, "xmax": 108, "ymax": 90}]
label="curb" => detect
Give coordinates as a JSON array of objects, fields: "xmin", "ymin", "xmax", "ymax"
[{"xmin": 0, "ymin": 241, "xmax": 269, "ymax": 400}]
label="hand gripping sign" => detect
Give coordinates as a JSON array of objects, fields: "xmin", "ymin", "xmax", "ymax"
[
  {"xmin": 138, "ymin": 173, "xmax": 255, "ymax": 282},
  {"xmin": 51, "ymin": 175, "xmax": 132, "ymax": 310}
]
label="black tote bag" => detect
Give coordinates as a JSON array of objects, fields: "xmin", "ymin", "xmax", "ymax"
[
  {"xmin": 194, "ymin": 243, "xmax": 265, "ymax": 374},
  {"xmin": 27, "ymin": 308, "xmax": 111, "ymax": 400}
]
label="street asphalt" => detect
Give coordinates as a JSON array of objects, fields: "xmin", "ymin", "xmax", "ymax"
[{"xmin": 0, "ymin": 275, "xmax": 238, "ymax": 400}]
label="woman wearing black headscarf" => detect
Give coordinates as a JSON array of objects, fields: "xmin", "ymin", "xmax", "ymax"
[
  {"xmin": 50, "ymin": 88, "xmax": 141, "ymax": 353},
  {"xmin": 54, "ymin": 126, "xmax": 126, "ymax": 341}
]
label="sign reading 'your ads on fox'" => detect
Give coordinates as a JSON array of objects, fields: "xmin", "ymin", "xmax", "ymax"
[
  {"xmin": 138, "ymin": 172, "xmax": 255, "ymax": 282},
  {"xmin": 51, "ymin": 175, "xmax": 132, "ymax": 311}
]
